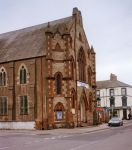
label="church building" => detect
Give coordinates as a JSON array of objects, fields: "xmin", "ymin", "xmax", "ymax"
[{"xmin": 0, "ymin": 8, "xmax": 96, "ymax": 129}]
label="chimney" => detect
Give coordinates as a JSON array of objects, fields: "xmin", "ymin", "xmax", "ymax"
[
  {"xmin": 110, "ymin": 73, "xmax": 117, "ymax": 81},
  {"xmin": 72, "ymin": 7, "xmax": 79, "ymax": 16}
]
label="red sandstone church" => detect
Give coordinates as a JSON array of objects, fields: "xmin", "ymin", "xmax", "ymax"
[{"xmin": 0, "ymin": 8, "xmax": 96, "ymax": 130}]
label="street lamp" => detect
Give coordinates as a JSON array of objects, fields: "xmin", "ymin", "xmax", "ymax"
[{"xmin": 112, "ymin": 104, "xmax": 114, "ymax": 117}]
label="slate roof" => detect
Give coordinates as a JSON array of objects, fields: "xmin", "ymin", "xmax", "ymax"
[
  {"xmin": 96, "ymin": 80, "xmax": 132, "ymax": 89},
  {"xmin": 0, "ymin": 16, "xmax": 72, "ymax": 63}
]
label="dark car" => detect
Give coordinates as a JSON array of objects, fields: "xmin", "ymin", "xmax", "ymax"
[{"xmin": 108, "ymin": 117, "xmax": 123, "ymax": 126}]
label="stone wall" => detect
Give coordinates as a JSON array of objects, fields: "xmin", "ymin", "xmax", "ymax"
[{"xmin": 0, "ymin": 121, "xmax": 35, "ymax": 129}]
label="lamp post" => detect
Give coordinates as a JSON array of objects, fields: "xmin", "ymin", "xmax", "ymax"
[
  {"xmin": 105, "ymin": 88, "xmax": 108, "ymax": 122},
  {"xmin": 112, "ymin": 104, "xmax": 114, "ymax": 117}
]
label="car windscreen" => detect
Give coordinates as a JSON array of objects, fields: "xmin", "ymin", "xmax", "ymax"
[{"xmin": 111, "ymin": 118, "xmax": 120, "ymax": 121}]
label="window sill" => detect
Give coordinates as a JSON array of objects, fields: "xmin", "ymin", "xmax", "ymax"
[{"xmin": 0, "ymin": 114, "xmax": 8, "ymax": 116}]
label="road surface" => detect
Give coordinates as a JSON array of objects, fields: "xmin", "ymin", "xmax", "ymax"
[{"xmin": 0, "ymin": 123, "xmax": 132, "ymax": 150}]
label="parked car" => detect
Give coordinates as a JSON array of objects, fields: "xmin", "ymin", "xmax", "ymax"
[{"xmin": 108, "ymin": 117, "xmax": 123, "ymax": 126}]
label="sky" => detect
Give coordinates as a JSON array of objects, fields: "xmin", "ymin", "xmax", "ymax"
[{"xmin": 0, "ymin": 0, "xmax": 132, "ymax": 85}]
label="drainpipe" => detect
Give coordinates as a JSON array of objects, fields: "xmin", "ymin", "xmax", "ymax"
[
  {"xmin": 34, "ymin": 59, "xmax": 37, "ymax": 120},
  {"xmin": 12, "ymin": 61, "xmax": 16, "ymax": 120},
  {"xmin": 41, "ymin": 57, "xmax": 44, "ymax": 129}
]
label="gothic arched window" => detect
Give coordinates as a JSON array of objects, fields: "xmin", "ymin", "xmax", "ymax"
[
  {"xmin": 71, "ymin": 89, "xmax": 76, "ymax": 108},
  {"xmin": 79, "ymin": 33, "xmax": 82, "ymax": 41},
  {"xmin": 71, "ymin": 57, "xmax": 74, "ymax": 80},
  {"xmin": 0, "ymin": 67, "xmax": 7, "ymax": 86},
  {"xmin": 88, "ymin": 66, "xmax": 92, "ymax": 86},
  {"xmin": 78, "ymin": 48, "xmax": 86, "ymax": 82},
  {"xmin": 55, "ymin": 73, "xmax": 62, "ymax": 94},
  {"xmin": 20, "ymin": 65, "xmax": 27, "ymax": 84}
]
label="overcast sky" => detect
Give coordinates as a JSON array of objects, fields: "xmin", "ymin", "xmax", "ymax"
[{"xmin": 0, "ymin": 0, "xmax": 132, "ymax": 85}]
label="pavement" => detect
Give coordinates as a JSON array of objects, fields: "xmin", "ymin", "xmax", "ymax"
[
  {"xmin": 38, "ymin": 123, "xmax": 109, "ymax": 135},
  {"xmin": 27, "ymin": 120, "xmax": 132, "ymax": 135},
  {"xmin": 0, "ymin": 120, "xmax": 132, "ymax": 136}
]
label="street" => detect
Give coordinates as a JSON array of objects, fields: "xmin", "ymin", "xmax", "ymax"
[{"xmin": 0, "ymin": 122, "xmax": 132, "ymax": 150}]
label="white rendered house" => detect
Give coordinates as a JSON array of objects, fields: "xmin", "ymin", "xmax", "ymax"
[{"xmin": 96, "ymin": 74, "xmax": 132, "ymax": 120}]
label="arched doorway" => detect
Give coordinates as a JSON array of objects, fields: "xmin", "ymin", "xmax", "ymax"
[
  {"xmin": 80, "ymin": 98, "xmax": 86, "ymax": 122},
  {"xmin": 80, "ymin": 90, "xmax": 88, "ymax": 123},
  {"xmin": 54, "ymin": 102, "xmax": 65, "ymax": 121}
]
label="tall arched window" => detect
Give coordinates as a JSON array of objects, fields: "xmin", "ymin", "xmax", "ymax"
[
  {"xmin": 71, "ymin": 89, "xmax": 76, "ymax": 108},
  {"xmin": 88, "ymin": 66, "xmax": 92, "ymax": 86},
  {"xmin": 0, "ymin": 67, "xmax": 7, "ymax": 86},
  {"xmin": 55, "ymin": 73, "xmax": 62, "ymax": 94},
  {"xmin": 0, "ymin": 96, "xmax": 8, "ymax": 115},
  {"xmin": 20, "ymin": 65, "xmax": 27, "ymax": 84},
  {"xmin": 79, "ymin": 33, "xmax": 82, "ymax": 41},
  {"xmin": 71, "ymin": 57, "xmax": 74, "ymax": 80},
  {"xmin": 78, "ymin": 47, "xmax": 86, "ymax": 82}
]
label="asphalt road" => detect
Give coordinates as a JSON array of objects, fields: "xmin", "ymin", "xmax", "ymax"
[{"xmin": 0, "ymin": 124, "xmax": 132, "ymax": 150}]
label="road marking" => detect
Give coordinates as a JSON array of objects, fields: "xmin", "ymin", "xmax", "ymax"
[
  {"xmin": 0, "ymin": 147, "xmax": 9, "ymax": 150},
  {"xmin": 69, "ymin": 141, "xmax": 98, "ymax": 150},
  {"xmin": 44, "ymin": 137, "xmax": 51, "ymax": 140},
  {"xmin": 51, "ymin": 137, "xmax": 56, "ymax": 139}
]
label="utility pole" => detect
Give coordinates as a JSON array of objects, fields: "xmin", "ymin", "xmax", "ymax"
[{"xmin": 112, "ymin": 104, "xmax": 114, "ymax": 117}]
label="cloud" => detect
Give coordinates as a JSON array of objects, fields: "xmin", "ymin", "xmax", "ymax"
[{"xmin": 0, "ymin": 0, "xmax": 132, "ymax": 85}]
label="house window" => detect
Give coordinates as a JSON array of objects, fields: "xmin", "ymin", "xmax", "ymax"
[
  {"xmin": 97, "ymin": 100, "xmax": 101, "ymax": 107},
  {"xmin": 110, "ymin": 89, "xmax": 114, "ymax": 96},
  {"xmin": 0, "ymin": 97, "xmax": 7, "ymax": 115},
  {"xmin": 96, "ymin": 90, "xmax": 100, "ymax": 98},
  {"xmin": 121, "ymin": 88, "xmax": 126, "ymax": 96},
  {"xmin": 0, "ymin": 67, "xmax": 7, "ymax": 86},
  {"xmin": 78, "ymin": 48, "xmax": 86, "ymax": 82},
  {"xmin": 55, "ymin": 73, "xmax": 62, "ymax": 94},
  {"xmin": 96, "ymin": 90, "xmax": 101, "ymax": 107},
  {"xmin": 20, "ymin": 96, "xmax": 28, "ymax": 115},
  {"xmin": 110, "ymin": 97, "xmax": 115, "ymax": 107},
  {"xmin": 20, "ymin": 66, "xmax": 27, "ymax": 84},
  {"xmin": 122, "ymin": 96, "xmax": 127, "ymax": 106}
]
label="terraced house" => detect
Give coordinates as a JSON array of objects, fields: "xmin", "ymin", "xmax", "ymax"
[
  {"xmin": 0, "ymin": 8, "xmax": 96, "ymax": 130},
  {"xmin": 96, "ymin": 74, "xmax": 132, "ymax": 122}
]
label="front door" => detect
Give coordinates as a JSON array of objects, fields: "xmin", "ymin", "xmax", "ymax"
[
  {"xmin": 80, "ymin": 99, "xmax": 87, "ymax": 122},
  {"xmin": 123, "ymin": 109, "xmax": 127, "ymax": 119}
]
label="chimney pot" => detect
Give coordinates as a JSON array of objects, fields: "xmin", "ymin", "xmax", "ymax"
[{"xmin": 110, "ymin": 73, "xmax": 117, "ymax": 81}]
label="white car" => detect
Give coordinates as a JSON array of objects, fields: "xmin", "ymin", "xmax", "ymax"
[{"xmin": 108, "ymin": 117, "xmax": 123, "ymax": 126}]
